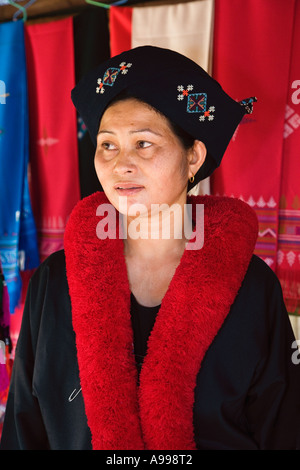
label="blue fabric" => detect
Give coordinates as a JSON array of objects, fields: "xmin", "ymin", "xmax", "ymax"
[{"xmin": 0, "ymin": 21, "xmax": 39, "ymax": 313}]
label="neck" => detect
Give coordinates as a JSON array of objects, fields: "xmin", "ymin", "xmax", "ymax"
[{"xmin": 121, "ymin": 201, "xmax": 192, "ymax": 261}]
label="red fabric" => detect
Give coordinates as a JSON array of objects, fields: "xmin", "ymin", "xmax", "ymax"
[
  {"xmin": 64, "ymin": 192, "xmax": 258, "ymax": 450},
  {"xmin": 25, "ymin": 18, "xmax": 80, "ymax": 262},
  {"xmin": 211, "ymin": 0, "xmax": 296, "ymax": 272},
  {"xmin": 277, "ymin": 1, "xmax": 300, "ymax": 314},
  {"xmin": 110, "ymin": 6, "xmax": 132, "ymax": 57}
]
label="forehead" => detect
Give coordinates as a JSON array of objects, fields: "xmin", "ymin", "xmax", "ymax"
[{"xmin": 99, "ymin": 97, "xmax": 172, "ymax": 131}]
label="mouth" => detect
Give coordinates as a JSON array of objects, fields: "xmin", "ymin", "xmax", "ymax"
[{"xmin": 114, "ymin": 182, "xmax": 144, "ymax": 195}]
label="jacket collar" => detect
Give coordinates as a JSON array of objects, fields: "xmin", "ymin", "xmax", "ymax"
[{"xmin": 64, "ymin": 192, "xmax": 258, "ymax": 450}]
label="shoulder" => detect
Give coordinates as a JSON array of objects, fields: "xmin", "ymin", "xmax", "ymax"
[
  {"xmin": 15, "ymin": 250, "xmax": 72, "ymax": 358},
  {"xmin": 230, "ymin": 254, "xmax": 288, "ymax": 339},
  {"xmin": 242, "ymin": 254, "xmax": 284, "ymax": 301},
  {"xmin": 30, "ymin": 249, "xmax": 67, "ymax": 290},
  {"xmin": 28, "ymin": 249, "xmax": 71, "ymax": 324},
  {"xmin": 34, "ymin": 248, "xmax": 66, "ymax": 274},
  {"xmin": 206, "ymin": 254, "xmax": 290, "ymax": 374},
  {"xmin": 26, "ymin": 250, "xmax": 70, "ymax": 333},
  {"xmin": 245, "ymin": 254, "xmax": 278, "ymax": 281}
]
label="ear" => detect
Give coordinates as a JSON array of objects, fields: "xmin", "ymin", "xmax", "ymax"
[{"xmin": 187, "ymin": 140, "xmax": 207, "ymax": 180}]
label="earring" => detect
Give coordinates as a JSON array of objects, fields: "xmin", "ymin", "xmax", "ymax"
[{"xmin": 189, "ymin": 174, "xmax": 195, "ymax": 184}]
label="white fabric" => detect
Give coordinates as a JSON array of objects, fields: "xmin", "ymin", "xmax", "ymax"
[{"xmin": 290, "ymin": 315, "xmax": 300, "ymax": 341}]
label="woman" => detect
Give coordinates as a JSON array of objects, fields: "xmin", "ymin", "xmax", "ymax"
[{"xmin": 1, "ymin": 46, "xmax": 300, "ymax": 450}]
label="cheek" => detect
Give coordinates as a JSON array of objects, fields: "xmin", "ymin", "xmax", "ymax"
[
  {"xmin": 94, "ymin": 150, "xmax": 101, "ymax": 171},
  {"xmin": 179, "ymin": 152, "xmax": 190, "ymax": 179},
  {"xmin": 163, "ymin": 150, "xmax": 189, "ymax": 183},
  {"xmin": 94, "ymin": 153, "xmax": 111, "ymax": 184}
]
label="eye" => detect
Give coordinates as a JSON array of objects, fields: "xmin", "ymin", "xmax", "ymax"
[
  {"xmin": 137, "ymin": 140, "xmax": 152, "ymax": 149},
  {"xmin": 101, "ymin": 142, "xmax": 117, "ymax": 151}
]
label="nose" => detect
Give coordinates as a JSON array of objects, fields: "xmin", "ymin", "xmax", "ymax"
[{"xmin": 112, "ymin": 149, "xmax": 137, "ymax": 175}]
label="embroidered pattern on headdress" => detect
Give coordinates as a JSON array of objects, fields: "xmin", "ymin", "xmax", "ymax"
[
  {"xmin": 238, "ymin": 96, "xmax": 257, "ymax": 114},
  {"xmin": 177, "ymin": 85, "xmax": 215, "ymax": 121},
  {"xmin": 96, "ymin": 62, "xmax": 132, "ymax": 94}
]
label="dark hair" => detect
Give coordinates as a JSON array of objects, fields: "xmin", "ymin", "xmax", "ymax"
[
  {"xmin": 168, "ymin": 120, "xmax": 195, "ymax": 150},
  {"xmin": 106, "ymin": 90, "xmax": 195, "ymax": 150}
]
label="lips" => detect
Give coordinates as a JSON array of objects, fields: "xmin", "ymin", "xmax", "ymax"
[
  {"xmin": 114, "ymin": 182, "xmax": 144, "ymax": 190},
  {"xmin": 114, "ymin": 182, "xmax": 144, "ymax": 195}
]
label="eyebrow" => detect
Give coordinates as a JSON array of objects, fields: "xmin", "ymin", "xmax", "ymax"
[{"xmin": 97, "ymin": 128, "xmax": 162, "ymax": 136}]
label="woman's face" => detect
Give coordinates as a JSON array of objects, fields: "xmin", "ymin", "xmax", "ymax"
[{"xmin": 95, "ymin": 98, "xmax": 196, "ymax": 215}]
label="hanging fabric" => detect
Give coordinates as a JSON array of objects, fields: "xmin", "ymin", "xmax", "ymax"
[
  {"xmin": 0, "ymin": 263, "xmax": 11, "ymax": 359},
  {"xmin": 110, "ymin": 5, "xmax": 133, "ymax": 56},
  {"xmin": 277, "ymin": 0, "xmax": 300, "ymax": 315},
  {"xmin": 211, "ymin": 0, "xmax": 296, "ymax": 275},
  {"xmin": 25, "ymin": 18, "xmax": 80, "ymax": 262},
  {"xmin": 0, "ymin": 259, "xmax": 12, "ymax": 436},
  {"xmin": 73, "ymin": 6, "xmax": 110, "ymax": 198},
  {"xmin": 110, "ymin": 0, "xmax": 214, "ymax": 195},
  {"xmin": 0, "ymin": 20, "xmax": 39, "ymax": 313}
]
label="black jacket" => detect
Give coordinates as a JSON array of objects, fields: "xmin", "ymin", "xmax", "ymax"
[{"xmin": 1, "ymin": 194, "xmax": 300, "ymax": 450}]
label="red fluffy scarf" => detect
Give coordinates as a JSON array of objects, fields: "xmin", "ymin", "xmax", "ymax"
[{"xmin": 64, "ymin": 192, "xmax": 258, "ymax": 450}]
